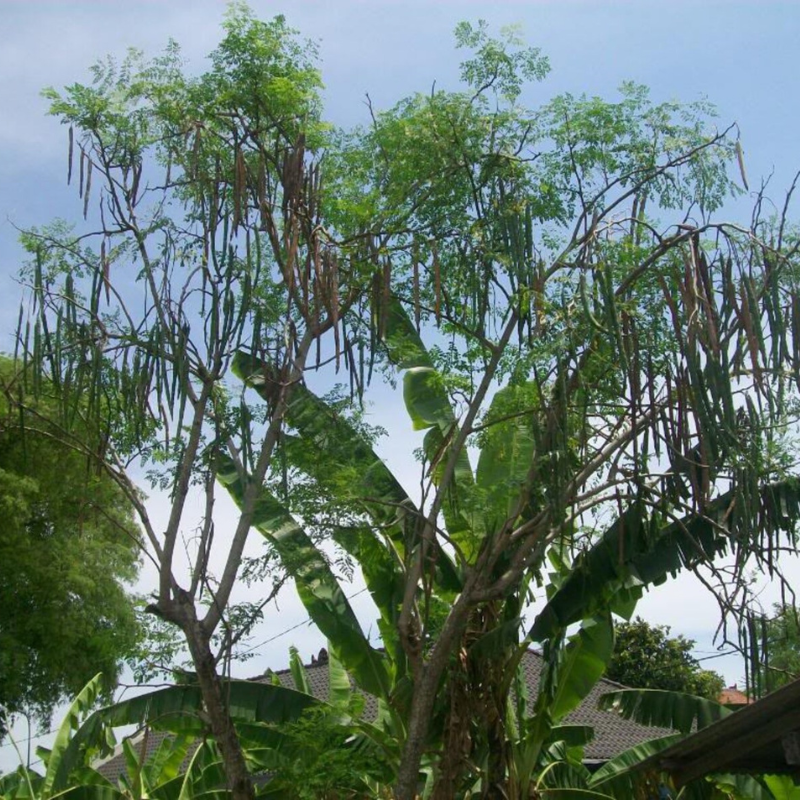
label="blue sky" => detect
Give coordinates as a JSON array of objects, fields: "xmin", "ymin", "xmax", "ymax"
[{"xmin": 0, "ymin": 0, "xmax": 799, "ymax": 763}]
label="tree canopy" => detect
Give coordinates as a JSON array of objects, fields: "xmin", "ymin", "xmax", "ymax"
[
  {"xmin": 0, "ymin": 359, "xmax": 140, "ymax": 738},
  {"xmin": 607, "ymin": 617, "xmax": 724, "ymax": 700},
  {"xmin": 12, "ymin": 7, "xmax": 800, "ymax": 798}
]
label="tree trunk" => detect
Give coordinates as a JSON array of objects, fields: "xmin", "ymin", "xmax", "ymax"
[
  {"xmin": 184, "ymin": 617, "xmax": 255, "ymax": 800},
  {"xmin": 394, "ymin": 597, "xmax": 474, "ymax": 800}
]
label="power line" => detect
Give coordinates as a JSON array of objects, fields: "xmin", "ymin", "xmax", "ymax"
[
  {"xmin": 696, "ymin": 650, "xmax": 738, "ymax": 662},
  {"xmin": 1, "ymin": 588, "xmax": 372, "ymax": 752},
  {"xmin": 236, "ymin": 587, "xmax": 370, "ymax": 657},
  {"xmin": 0, "ymin": 727, "xmax": 58, "ymax": 750}
]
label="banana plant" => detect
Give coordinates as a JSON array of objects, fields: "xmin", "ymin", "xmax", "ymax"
[
  {"xmin": 221, "ymin": 306, "xmax": 620, "ymax": 794},
  {"xmin": 226, "ymin": 300, "xmax": 800, "ymax": 797},
  {"xmin": 587, "ymin": 687, "xmax": 795, "ymax": 800},
  {"xmin": 0, "ymin": 676, "xmax": 225, "ymax": 800}
]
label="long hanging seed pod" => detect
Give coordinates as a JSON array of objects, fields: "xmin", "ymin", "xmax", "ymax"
[
  {"xmin": 83, "ymin": 157, "xmax": 92, "ymax": 220},
  {"xmin": 371, "ymin": 270, "xmax": 382, "ymax": 343},
  {"xmin": 78, "ymin": 150, "xmax": 85, "ymax": 199},
  {"xmin": 257, "ymin": 153, "xmax": 266, "ymax": 219},
  {"xmin": 381, "ymin": 256, "xmax": 391, "ymax": 341},
  {"xmin": 101, "ymin": 238, "xmax": 110, "ymax": 303},
  {"xmin": 313, "ymin": 238, "xmax": 322, "ymax": 365},
  {"xmin": 130, "ymin": 159, "xmax": 142, "ymax": 207},
  {"xmin": 358, "ymin": 336, "xmax": 365, "ymax": 403},
  {"xmin": 738, "ymin": 279, "xmax": 762, "ymax": 386},
  {"xmin": 67, "ymin": 126, "xmax": 74, "ymax": 185},
  {"xmin": 330, "ymin": 253, "xmax": 341, "ymax": 371},
  {"xmin": 312, "ymin": 163, "xmax": 322, "ymax": 225},
  {"xmin": 305, "ymin": 165, "xmax": 316, "ymax": 225},
  {"xmin": 792, "ymin": 293, "xmax": 800, "ymax": 392},
  {"xmin": 232, "ymin": 146, "xmax": 245, "ymax": 231},
  {"xmin": 301, "ymin": 244, "xmax": 310, "ymax": 319},
  {"xmin": 209, "ymin": 157, "xmax": 220, "ymax": 244},
  {"xmin": 192, "ymin": 125, "xmax": 202, "ymax": 181}
]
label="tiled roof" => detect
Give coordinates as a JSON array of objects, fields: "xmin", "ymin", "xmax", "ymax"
[
  {"xmin": 718, "ymin": 685, "xmax": 752, "ymax": 705},
  {"xmin": 97, "ymin": 649, "xmax": 672, "ymax": 781}
]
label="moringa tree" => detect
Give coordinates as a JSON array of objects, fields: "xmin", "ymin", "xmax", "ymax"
[
  {"xmin": 14, "ymin": 8, "xmax": 385, "ymax": 798},
  {"xmin": 245, "ymin": 21, "xmax": 800, "ymax": 798},
  {"xmin": 17, "ymin": 10, "xmax": 800, "ymax": 799}
]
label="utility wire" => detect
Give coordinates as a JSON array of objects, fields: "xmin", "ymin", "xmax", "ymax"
[
  {"xmin": 696, "ymin": 650, "xmax": 738, "ymax": 662},
  {"xmin": 0, "ymin": 727, "xmax": 58, "ymax": 750},
  {"xmin": 1, "ymin": 587, "xmax": 372, "ymax": 751},
  {"xmin": 236, "ymin": 587, "xmax": 370, "ymax": 657}
]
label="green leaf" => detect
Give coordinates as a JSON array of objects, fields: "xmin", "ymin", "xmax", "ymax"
[
  {"xmin": 764, "ymin": 774, "xmax": 800, "ymax": 800},
  {"xmin": 550, "ymin": 615, "xmax": 614, "ymax": 721},
  {"xmin": 530, "ymin": 478, "xmax": 800, "ymax": 644},
  {"xmin": 327, "ymin": 645, "xmax": 352, "ymax": 712},
  {"xmin": 467, "ymin": 617, "xmax": 523, "ymax": 662},
  {"xmin": 546, "ymin": 725, "xmax": 595, "ymax": 749},
  {"xmin": 59, "ymin": 681, "xmax": 321, "ymax": 788},
  {"xmin": 289, "ymin": 646, "xmax": 311, "ymax": 696},
  {"xmin": 50, "ymin": 786, "xmax": 126, "ymax": 800},
  {"xmin": 475, "ymin": 382, "xmax": 538, "ymax": 534},
  {"xmin": 332, "ymin": 525, "xmax": 409, "ymax": 679},
  {"xmin": 217, "ymin": 456, "xmax": 391, "ymax": 700},
  {"xmin": 597, "ymin": 688, "xmax": 730, "ymax": 734},
  {"xmin": 45, "ymin": 674, "xmax": 104, "ymax": 796},
  {"xmin": 706, "ymin": 774, "xmax": 773, "ymax": 800},
  {"xmin": 233, "ymin": 349, "xmax": 462, "ymax": 599},
  {"xmin": 383, "ymin": 302, "xmax": 480, "ymax": 557},
  {"xmin": 232, "ymin": 350, "xmax": 416, "ymax": 536},
  {"xmin": 587, "ymin": 733, "xmax": 682, "ymax": 791}
]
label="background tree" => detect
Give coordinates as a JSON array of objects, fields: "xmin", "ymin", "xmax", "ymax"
[
  {"xmin": 763, "ymin": 606, "xmax": 800, "ymax": 690},
  {"xmin": 0, "ymin": 359, "xmax": 140, "ymax": 740},
  {"xmin": 606, "ymin": 617, "xmax": 724, "ymax": 700}
]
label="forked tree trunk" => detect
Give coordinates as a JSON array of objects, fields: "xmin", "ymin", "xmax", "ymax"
[
  {"xmin": 395, "ymin": 599, "xmax": 474, "ymax": 800},
  {"xmin": 183, "ymin": 617, "xmax": 255, "ymax": 800}
]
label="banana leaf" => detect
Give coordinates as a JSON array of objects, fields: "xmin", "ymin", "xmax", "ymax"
[
  {"xmin": 597, "ymin": 688, "xmax": 730, "ymax": 735},
  {"xmin": 326, "ymin": 646, "xmax": 352, "ymax": 712},
  {"xmin": 217, "ymin": 455, "xmax": 391, "ymax": 700},
  {"xmin": 475, "ymin": 382, "xmax": 538, "ymax": 536},
  {"xmin": 550, "ymin": 615, "xmax": 614, "ymax": 721},
  {"xmin": 383, "ymin": 301, "xmax": 481, "ymax": 559},
  {"xmin": 587, "ymin": 733, "xmax": 682, "ymax": 793},
  {"xmin": 530, "ymin": 477, "xmax": 800, "ymax": 644},
  {"xmin": 232, "ymin": 351, "xmax": 462, "ymax": 595},
  {"xmin": 50, "ymin": 787, "xmax": 127, "ymax": 800},
  {"xmin": 231, "ymin": 351, "xmax": 413, "ymax": 535},
  {"xmin": 288, "ymin": 647, "xmax": 311, "ymax": 697},
  {"xmin": 44, "ymin": 674, "xmax": 105, "ymax": 796},
  {"xmin": 546, "ymin": 725, "xmax": 595, "ymax": 749},
  {"xmin": 332, "ymin": 525, "xmax": 406, "ymax": 672},
  {"xmin": 57, "ymin": 681, "xmax": 321, "ymax": 795},
  {"xmin": 763, "ymin": 774, "xmax": 800, "ymax": 800}
]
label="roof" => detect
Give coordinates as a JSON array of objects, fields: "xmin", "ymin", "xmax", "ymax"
[
  {"xmin": 97, "ymin": 649, "xmax": 673, "ymax": 781},
  {"xmin": 639, "ymin": 676, "xmax": 800, "ymax": 786},
  {"xmin": 718, "ymin": 685, "xmax": 752, "ymax": 706}
]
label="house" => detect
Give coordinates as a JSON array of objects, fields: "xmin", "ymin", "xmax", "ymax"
[
  {"xmin": 718, "ymin": 684, "xmax": 752, "ymax": 706},
  {"xmin": 96, "ymin": 648, "xmax": 673, "ymax": 782}
]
